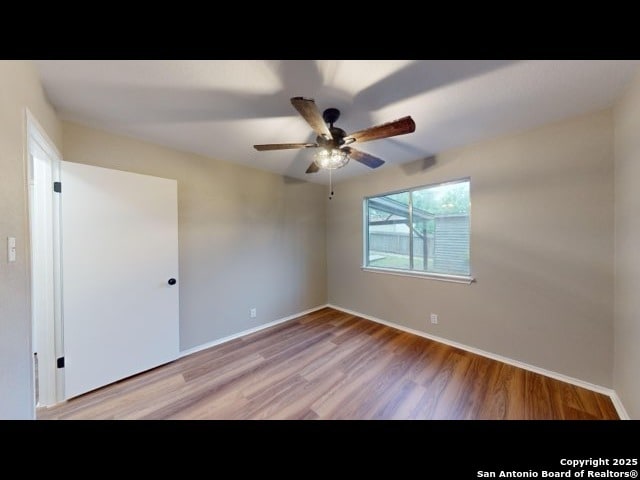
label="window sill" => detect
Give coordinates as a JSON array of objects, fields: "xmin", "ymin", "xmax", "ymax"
[{"xmin": 361, "ymin": 266, "xmax": 475, "ymax": 284}]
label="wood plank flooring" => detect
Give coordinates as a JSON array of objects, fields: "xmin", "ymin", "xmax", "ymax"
[{"xmin": 38, "ymin": 308, "xmax": 619, "ymax": 420}]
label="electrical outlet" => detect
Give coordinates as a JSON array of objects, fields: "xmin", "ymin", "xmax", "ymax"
[
  {"xmin": 430, "ymin": 313, "xmax": 438, "ymax": 324},
  {"xmin": 250, "ymin": 308, "xmax": 257, "ymax": 318}
]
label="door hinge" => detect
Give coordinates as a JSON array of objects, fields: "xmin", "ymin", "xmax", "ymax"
[
  {"xmin": 53, "ymin": 181, "xmax": 62, "ymax": 193},
  {"xmin": 57, "ymin": 357, "xmax": 65, "ymax": 368}
]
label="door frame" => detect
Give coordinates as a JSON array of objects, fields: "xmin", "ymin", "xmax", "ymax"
[{"xmin": 25, "ymin": 109, "xmax": 65, "ymax": 414}]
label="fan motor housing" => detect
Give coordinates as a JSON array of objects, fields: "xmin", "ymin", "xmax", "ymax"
[{"xmin": 317, "ymin": 126, "xmax": 347, "ymax": 148}]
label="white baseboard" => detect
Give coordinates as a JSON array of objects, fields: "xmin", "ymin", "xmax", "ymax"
[
  {"xmin": 609, "ymin": 391, "xmax": 631, "ymax": 420},
  {"xmin": 179, "ymin": 304, "xmax": 329, "ymax": 358},
  {"xmin": 327, "ymin": 303, "xmax": 630, "ymax": 420}
]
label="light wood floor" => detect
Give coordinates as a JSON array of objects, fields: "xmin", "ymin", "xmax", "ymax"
[{"xmin": 38, "ymin": 308, "xmax": 619, "ymax": 420}]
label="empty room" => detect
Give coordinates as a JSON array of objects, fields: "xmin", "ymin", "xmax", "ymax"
[{"xmin": 1, "ymin": 60, "xmax": 638, "ymax": 421}]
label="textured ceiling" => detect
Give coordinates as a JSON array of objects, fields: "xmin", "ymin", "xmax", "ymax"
[{"xmin": 35, "ymin": 60, "xmax": 640, "ymax": 184}]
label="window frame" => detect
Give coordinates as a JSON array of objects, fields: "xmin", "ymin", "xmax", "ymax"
[{"xmin": 362, "ymin": 177, "xmax": 474, "ymax": 284}]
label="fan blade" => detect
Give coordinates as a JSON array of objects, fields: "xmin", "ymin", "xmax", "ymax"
[
  {"xmin": 305, "ymin": 161, "xmax": 320, "ymax": 174},
  {"xmin": 254, "ymin": 143, "xmax": 317, "ymax": 151},
  {"xmin": 345, "ymin": 116, "xmax": 415, "ymax": 144},
  {"xmin": 344, "ymin": 147, "xmax": 385, "ymax": 169},
  {"xmin": 290, "ymin": 97, "xmax": 332, "ymax": 140}
]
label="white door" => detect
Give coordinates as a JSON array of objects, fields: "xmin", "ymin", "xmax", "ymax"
[{"xmin": 61, "ymin": 161, "xmax": 179, "ymax": 399}]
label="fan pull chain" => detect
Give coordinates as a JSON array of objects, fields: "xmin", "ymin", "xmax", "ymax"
[{"xmin": 329, "ymin": 167, "xmax": 334, "ymax": 200}]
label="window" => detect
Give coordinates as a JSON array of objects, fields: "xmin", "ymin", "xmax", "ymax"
[{"xmin": 364, "ymin": 178, "xmax": 471, "ymax": 282}]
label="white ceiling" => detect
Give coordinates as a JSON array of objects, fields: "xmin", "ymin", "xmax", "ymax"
[{"xmin": 35, "ymin": 60, "xmax": 640, "ymax": 184}]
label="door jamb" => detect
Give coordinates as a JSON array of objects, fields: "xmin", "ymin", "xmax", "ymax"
[{"xmin": 25, "ymin": 108, "xmax": 64, "ymax": 416}]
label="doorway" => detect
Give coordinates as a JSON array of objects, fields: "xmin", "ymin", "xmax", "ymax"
[
  {"xmin": 26, "ymin": 111, "xmax": 63, "ymax": 409},
  {"xmin": 27, "ymin": 114, "xmax": 180, "ymax": 414}
]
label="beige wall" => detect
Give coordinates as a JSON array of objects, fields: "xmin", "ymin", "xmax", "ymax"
[
  {"xmin": 614, "ymin": 72, "xmax": 640, "ymax": 418},
  {"xmin": 328, "ymin": 110, "xmax": 615, "ymax": 387},
  {"xmin": 0, "ymin": 61, "xmax": 62, "ymax": 419},
  {"xmin": 62, "ymin": 121, "xmax": 327, "ymax": 351}
]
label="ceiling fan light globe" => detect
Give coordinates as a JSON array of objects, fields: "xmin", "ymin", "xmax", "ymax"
[{"xmin": 314, "ymin": 148, "xmax": 350, "ymax": 170}]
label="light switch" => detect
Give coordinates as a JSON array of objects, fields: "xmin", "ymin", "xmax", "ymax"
[{"xmin": 8, "ymin": 237, "xmax": 16, "ymax": 262}]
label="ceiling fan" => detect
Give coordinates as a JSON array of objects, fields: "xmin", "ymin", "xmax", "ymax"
[{"xmin": 253, "ymin": 97, "xmax": 416, "ymax": 174}]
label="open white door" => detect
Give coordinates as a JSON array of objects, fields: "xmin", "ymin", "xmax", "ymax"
[{"xmin": 61, "ymin": 162, "xmax": 179, "ymax": 399}]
